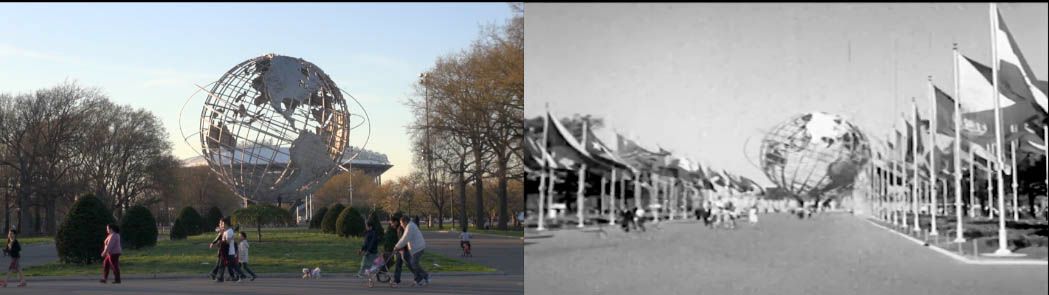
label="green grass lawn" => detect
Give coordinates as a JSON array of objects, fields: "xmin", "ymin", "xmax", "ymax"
[
  {"xmin": 420, "ymin": 225, "xmax": 523, "ymax": 238},
  {"xmin": 18, "ymin": 236, "xmax": 55, "ymax": 246},
  {"xmin": 22, "ymin": 229, "xmax": 495, "ymax": 277}
]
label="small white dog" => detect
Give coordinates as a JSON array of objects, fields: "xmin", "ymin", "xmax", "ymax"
[{"xmin": 302, "ymin": 267, "xmax": 322, "ymax": 279}]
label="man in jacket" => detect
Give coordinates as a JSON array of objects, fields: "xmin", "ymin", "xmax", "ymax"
[{"xmin": 393, "ymin": 216, "xmax": 430, "ymax": 286}]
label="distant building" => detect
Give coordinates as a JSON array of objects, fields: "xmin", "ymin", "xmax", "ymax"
[
  {"xmin": 181, "ymin": 146, "xmax": 392, "ymax": 223},
  {"xmin": 181, "ymin": 145, "xmax": 393, "ymax": 185}
]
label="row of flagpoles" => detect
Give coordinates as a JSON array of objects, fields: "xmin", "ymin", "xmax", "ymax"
[
  {"xmin": 864, "ymin": 4, "xmax": 1046, "ymax": 256},
  {"xmin": 525, "ymin": 109, "xmax": 765, "ymax": 231}
]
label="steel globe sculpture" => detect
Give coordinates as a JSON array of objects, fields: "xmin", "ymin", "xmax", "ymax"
[
  {"xmin": 198, "ymin": 54, "xmax": 351, "ymax": 204},
  {"xmin": 758, "ymin": 112, "xmax": 871, "ymax": 204}
]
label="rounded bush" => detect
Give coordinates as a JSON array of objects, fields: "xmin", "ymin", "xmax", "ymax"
[
  {"xmin": 336, "ymin": 207, "xmax": 366, "ymax": 238},
  {"xmin": 120, "ymin": 205, "xmax": 158, "ymax": 249},
  {"xmin": 205, "ymin": 207, "xmax": 223, "ymax": 233},
  {"xmin": 309, "ymin": 207, "xmax": 328, "ymax": 229},
  {"xmin": 170, "ymin": 207, "xmax": 204, "ymax": 240},
  {"xmin": 321, "ymin": 203, "xmax": 345, "ymax": 234},
  {"xmin": 56, "ymin": 194, "xmax": 116, "ymax": 264}
]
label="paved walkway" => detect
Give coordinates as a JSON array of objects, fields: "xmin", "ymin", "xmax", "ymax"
[
  {"xmin": 15, "ymin": 243, "xmax": 56, "ymax": 268},
  {"xmin": 422, "ymin": 231, "xmax": 523, "ymax": 275},
  {"xmin": 525, "ymin": 213, "xmax": 1048, "ymax": 295},
  {"xmin": 0, "ymin": 275, "xmax": 523, "ymax": 294}
]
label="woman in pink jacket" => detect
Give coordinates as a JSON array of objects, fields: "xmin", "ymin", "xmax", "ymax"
[{"xmin": 100, "ymin": 224, "xmax": 122, "ymax": 284}]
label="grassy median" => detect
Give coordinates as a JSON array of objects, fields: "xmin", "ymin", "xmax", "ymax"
[{"xmin": 21, "ymin": 228, "xmax": 495, "ymax": 277}]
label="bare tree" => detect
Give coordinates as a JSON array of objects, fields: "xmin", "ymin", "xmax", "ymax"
[
  {"xmin": 79, "ymin": 99, "xmax": 176, "ymax": 219},
  {"xmin": 0, "ymin": 82, "xmax": 95, "ymax": 234}
]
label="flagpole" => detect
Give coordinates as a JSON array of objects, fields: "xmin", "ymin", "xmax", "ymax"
[
  {"xmin": 928, "ymin": 76, "xmax": 940, "ymax": 236},
  {"xmin": 1010, "ymin": 136, "xmax": 1018, "ymax": 222},
  {"xmin": 538, "ymin": 110, "xmax": 550, "ymax": 231},
  {"xmin": 577, "ymin": 120, "xmax": 589, "ymax": 229},
  {"xmin": 900, "ymin": 119, "xmax": 908, "ymax": 229},
  {"xmin": 610, "ymin": 169, "xmax": 617, "ymax": 225},
  {"xmin": 986, "ymin": 147, "xmax": 994, "ymax": 218},
  {"xmin": 988, "ymin": 3, "xmax": 1013, "ymax": 256},
  {"xmin": 912, "ymin": 98, "xmax": 921, "ymax": 232},
  {"xmin": 969, "ymin": 148, "xmax": 975, "ymax": 218},
  {"xmin": 577, "ymin": 164, "xmax": 587, "ymax": 228},
  {"xmin": 952, "ymin": 44, "xmax": 966, "ymax": 242},
  {"xmin": 600, "ymin": 174, "xmax": 607, "ymax": 223},
  {"xmin": 886, "ymin": 145, "xmax": 892, "ymax": 221}
]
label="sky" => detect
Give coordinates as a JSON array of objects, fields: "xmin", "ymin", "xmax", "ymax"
[
  {"xmin": 0, "ymin": 3, "xmax": 515, "ymax": 182},
  {"xmin": 524, "ymin": 3, "xmax": 1048, "ymax": 187}
]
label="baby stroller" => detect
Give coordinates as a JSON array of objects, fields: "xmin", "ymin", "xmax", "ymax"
[{"xmin": 363, "ymin": 252, "xmax": 396, "ymax": 288}]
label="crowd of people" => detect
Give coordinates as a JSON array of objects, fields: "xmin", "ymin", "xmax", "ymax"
[{"xmin": 612, "ymin": 195, "xmax": 777, "ymax": 233}]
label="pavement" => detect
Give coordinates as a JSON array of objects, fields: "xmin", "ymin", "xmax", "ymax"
[
  {"xmin": 525, "ymin": 213, "xmax": 1049, "ymax": 295},
  {"xmin": 4, "ymin": 230, "xmax": 523, "ymax": 294},
  {"xmin": 421, "ymin": 231, "xmax": 524, "ymax": 275},
  {"xmin": 0, "ymin": 275, "xmax": 523, "ymax": 294}
]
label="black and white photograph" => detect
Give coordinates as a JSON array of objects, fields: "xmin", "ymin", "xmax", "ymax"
[{"xmin": 523, "ymin": 3, "xmax": 1048, "ymax": 295}]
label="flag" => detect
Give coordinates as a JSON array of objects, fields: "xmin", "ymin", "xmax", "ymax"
[
  {"xmin": 545, "ymin": 112, "xmax": 594, "ymax": 169},
  {"xmin": 707, "ymin": 168, "xmax": 727, "ymax": 188},
  {"xmin": 617, "ymin": 134, "xmax": 667, "ymax": 172},
  {"xmin": 994, "ymin": 8, "xmax": 1048, "ymax": 113},
  {"xmin": 582, "ymin": 125, "xmax": 632, "ymax": 172},
  {"xmin": 934, "ymin": 86, "xmax": 956, "ymax": 136},
  {"xmin": 958, "ymin": 55, "xmax": 1043, "ymax": 145}
]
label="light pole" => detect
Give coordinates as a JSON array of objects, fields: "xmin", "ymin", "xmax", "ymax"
[{"xmin": 348, "ymin": 185, "xmax": 354, "ymax": 208}]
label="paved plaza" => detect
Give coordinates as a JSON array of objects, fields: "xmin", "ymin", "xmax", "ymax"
[{"xmin": 525, "ymin": 213, "xmax": 1048, "ymax": 295}]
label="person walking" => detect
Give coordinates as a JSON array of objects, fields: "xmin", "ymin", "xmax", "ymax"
[
  {"xmin": 382, "ymin": 213, "xmax": 405, "ymax": 287},
  {"xmin": 633, "ymin": 207, "xmax": 646, "ymax": 232},
  {"xmin": 237, "ymin": 232, "xmax": 257, "ymax": 281},
  {"xmin": 1, "ymin": 229, "xmax": 26, "ymax": 288},
  {"xmin": 394, "ymin": 216, "xmax": 430, "ymax": 287},
  {"xmin": 100, "ymin": 224, "xmax": 122, "ymax": 284},
  {"xmin": 208, "ymin": 222, "xmax": 226, "ymax": 280},
  {"xmin": 357, "ymin": 218, "xmax": 381, "ymax": 278},
  {"xmin": 211, "ymin": 218, "xmax": 238, "ymax": 283}
]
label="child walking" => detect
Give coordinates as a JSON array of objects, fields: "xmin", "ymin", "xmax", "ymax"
[
  {"xmin": 1, "ymin": 229, "xmax": 26, "ymax": 287},
  {"xmin": 237, "ymin": 232, "xmax": 257, "ymax": 281},
  {"xmin": 357, "ymin": 220, "xmax": 380, "ymax": 278},
  {"xmin": 100, "ymin": 224, "xmax": 122, "ymax": 284}
]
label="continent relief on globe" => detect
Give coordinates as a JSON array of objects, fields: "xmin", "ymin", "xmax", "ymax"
[
  {"xmin": 272, "ymin": 131, "xmax": 338, "ymax": 196},
  {"xmin": 250, "ymin": 55, "xmax": 324, "ymax": 128}
]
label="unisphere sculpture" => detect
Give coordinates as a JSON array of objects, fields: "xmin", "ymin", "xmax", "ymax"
[
  {"xmin": 758, "ymin": 112, "xmax": 870, "ymax": 204},
  {"xmin": 199, "ymin": 54, "xmax": 351, "ymax": 204}
]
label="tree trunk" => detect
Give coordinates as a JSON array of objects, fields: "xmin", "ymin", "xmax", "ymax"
[
  {"xmin": 4, "ymin": 191, "xmax": 9, "ymax": 234},
  {"xmin": 45, "ymin": 200, "xmax": 56, "ymax": 235},
  {"xmin": 472, "ymin": 144, "xmax": 485, "ymax": 230},
  {"xmin": 437, "ymin": 210, "xmax": 444, "ymax": 230},
  {"xmin": 34, "ymin": 205, "xmax": 42, "ymax": 233},
  {"xmin": 257, "ymin": 222, "xmax": 263, "ymax": 242},
  {"xmin": 18, "ymin": 185, "xmax": 31, "ymax": 235},
  {"xmin": 458, "ymin": 169, "xmax": 468, "ymax": 232},
  {"xmin": 497, "ymin": 153, "xmax": 509, "ymax": 230}
]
